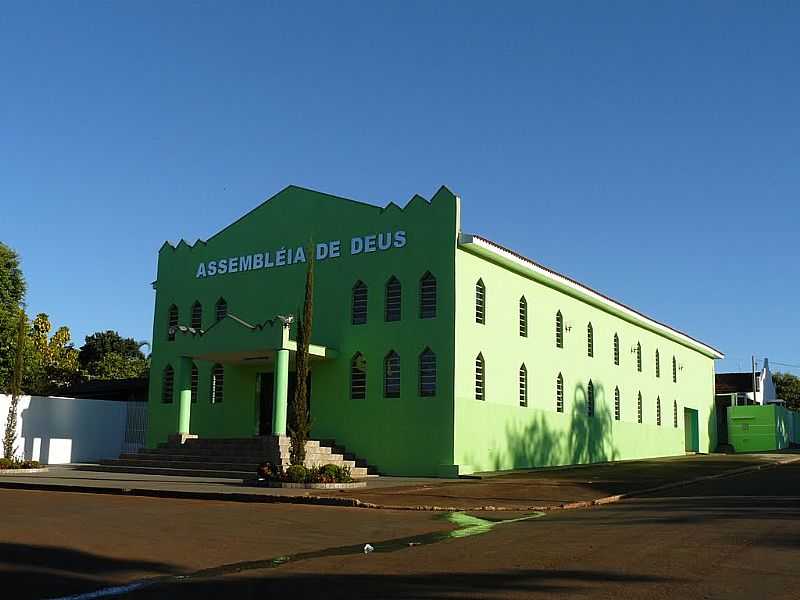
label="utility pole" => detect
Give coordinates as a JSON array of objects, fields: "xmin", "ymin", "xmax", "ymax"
[{"xmin": 752, "ymin": 355, "xmax": 758, "ymax": 406}]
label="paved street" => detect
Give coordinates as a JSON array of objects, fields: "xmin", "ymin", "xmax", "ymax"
[{"xmin": 2, "ymin": 461, "xmax": 799, "ymax": 599}]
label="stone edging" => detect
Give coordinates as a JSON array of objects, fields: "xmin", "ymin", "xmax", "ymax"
[
  {"xmin": 0, "ymin": 468, "xmax": 49, "ymax": 476},
  {"xmin": 258, "ymin": 481, "xmax": 367, "ymax": 489}
]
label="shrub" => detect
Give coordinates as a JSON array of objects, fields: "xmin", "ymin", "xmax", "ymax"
[
  {"xmin": 319, "ymin": 463, "xmax": 353, "ymax": 483},
  {"xmin": 0, "ymin": 458, "xmax": 41, "ymax": 470},
  {"xmin": 284, "ymin": 464, "xmax": 308, "ymax": 483}
]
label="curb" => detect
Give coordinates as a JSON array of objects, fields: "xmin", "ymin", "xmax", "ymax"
[{"xmin": 0, "ymin": 456, "xmax": 796, "ymax": 512}]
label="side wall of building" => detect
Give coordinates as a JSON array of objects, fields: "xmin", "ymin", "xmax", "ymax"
[{"xmin": 452, "ymin": 247, "xmax": 718, "ymax": 474}]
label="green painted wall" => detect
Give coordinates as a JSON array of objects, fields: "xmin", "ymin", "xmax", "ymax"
[
  {"xmin": 727, "ymin": 404, "xmax": 799, "ymax": 452},
  {"xmin": 452, "ymin": 246, "xmax": 717, "ymax": 474},
  {"xmin": 148, "ymin": 186, "xmax": 458, "ymax": 476}
]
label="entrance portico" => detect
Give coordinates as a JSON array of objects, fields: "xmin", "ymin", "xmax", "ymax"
[{"xmin": 170, "ymin": 315, "xmax": 336, "ymax": 440}]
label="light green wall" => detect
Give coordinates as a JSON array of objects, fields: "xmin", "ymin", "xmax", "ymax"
[
  {"xmin": 728, "ymin": 404, "xmax": 799, "ymax": 452},
  {"xmin": 453, "ymin": 246, "xmax": 717, "ymax": 474},
  {"xmin": 148, "ymin": 186, "xmax": 458, "ymax": 476}
]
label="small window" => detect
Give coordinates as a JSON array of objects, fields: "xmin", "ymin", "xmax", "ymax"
[
  {"xmin": 637, "ymin": 392, "xmax": 643, "ymax": 424},
  {"xmin": 385, "ymin": 276, "xmax": 402, "ymax": 322},
  {"xmin": 613, "ymin": 334, "xmax": 620, "ymax": 366},
  {"xmin": 419, "ymin": 272, "xmax": 437, "ymax": 319},
  {"xmin": 350, "ymin": 352, "xmax": 366, "ymax": 400},
  {"xmin": 587, "ymin": 380, "xmax": 595, "ymax": 417},
  {"xmin": 190, "ymin": 301, "xmax": 202, "ymax": 330},
  {"xmin": 215, "ymin": 298, "xmax": 228, "ymax": 322},
  {"xmin": 351, "ymin": 281, "xmax": 368, "ymax": 325},
  {"xmin": 475, "ymin": 353, "xmax": 485, "ymax": 400},
  {"xmin": 190, "ymin": 363, "xmax": 198, "ymax": 403},
  {"xmin": 162, "ymin": 364, "xmax": 174, "ymax": 403},
  {"xmin": 519, "ymin": 296, "xmax": 528, "ymax": 337},
  {"xmin": 475, "ymin": 279, "xmax": 486, "ymax": 324},
  {"xmin": 673, "ymin": 356, "xmax": 677, "ymax": 383},
  {"xmin": 419, "ymin": 347, "xmax": 436, "ymax": 397},
  {"xmin": 167, "ymin": 304, "xmax": 178, "ymax": 341},
  {"xmin": 673, "ymin": 400, "xmax": 678, "ymax": 428},
  {"xmin": 755, "ymin": 377, "xmax": 760, "ymax": 393},
  {"xmin": 636, "ymin": 342, "xmax": 642, "ymax": 373},
  {"xmin": 211, "ymin": 364, "xmax": 224, "ymax": 403},
  {"xmin": 587, "ymin": 322, "xmax": 594, "ymax": 357},
  {"xmin": 556, "ymin": 311, "xmax": 564, "ymax": 348},
  {"xmin": 655, "ymin": 349, "xmax": 660, "ymax": 378},
  {"xmin": 384, "ymin": 351, "xmax": 401, "ymax": 398},
  {"xmin": 614, "ymin": 387, "xmax": 621, "ymax": 421},
  {"xmin": 519, "ymin": 363, "xmax": 528, "ymax": 407},
  {"xmin": 556, "ymin": 372, "xmax": 564, "ymax": 413},
  {"xmin": 656, "ymin": 396, "xmax": 662, "ymax": 426}
]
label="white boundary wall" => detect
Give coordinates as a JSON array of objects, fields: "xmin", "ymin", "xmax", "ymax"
[{"xmin": 0, "ymin": 395, "xmax": 147, "ymax": 464}]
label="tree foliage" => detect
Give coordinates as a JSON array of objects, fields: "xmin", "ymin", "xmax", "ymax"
[
  {"xmin": 0, "ymin": 243, "xmax": 26, "ymax": 393},
  {"xmin": 78, "ymin": 330, "xmax": 147, "ymax": 380},
  {"xmin": 3, "ymin": 309, "xmax": 26, "ymax": 459},
  {"xmin": 773, "ymin": 372, "xmax": 800, "ymax": 411},
  {"xmin": 289, "ymin": 247, "xmax": 314, "ymax": 466},
  {"xmin": 24, "ymin": 314, "xmax": 81, "ymax": 395}
]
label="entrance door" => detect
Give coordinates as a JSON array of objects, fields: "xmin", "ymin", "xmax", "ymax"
[
  {"xmin": 715, "ymin": 396, "xmax": 731, "ymax": 447},
  {"xmin": 258, "ymin": 372, "xmax": 274, "ymax": 435},
  {"xmin": 684, "ymin": 408, "xmax": 699, "ymax": 452}
]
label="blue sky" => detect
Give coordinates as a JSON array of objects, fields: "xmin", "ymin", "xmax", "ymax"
[{"xmin": 1, "ymin": 1, "xmax": 797, "ymax": 374}]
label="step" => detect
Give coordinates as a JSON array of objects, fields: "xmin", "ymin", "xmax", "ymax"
[
  {"xmin": 103, "ymin": 459, "xmax": 261, "ymax": 472},
  {"xmin": 97, "ymin": 461, "xmax": 369, "ymax": 480}
]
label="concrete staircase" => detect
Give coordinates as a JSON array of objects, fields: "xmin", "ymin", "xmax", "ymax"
[{"xmin": 99, "ymin": 436, "xmax": 377, "ymax": 480}]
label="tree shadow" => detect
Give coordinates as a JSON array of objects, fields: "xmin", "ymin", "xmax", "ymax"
[
  {"xmin": 498, "ymin": 382, "xmax": 619, "ymax": 471},
  {"xmin": 120, "ymin": 568, "xmax": 675, "ymax": 599},
  {"xmin": 0, "ymin": 542, "xmax": 180, "ymax": 600}
]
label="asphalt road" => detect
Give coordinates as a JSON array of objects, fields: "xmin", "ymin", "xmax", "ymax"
[{"xmin": 2, "ymin": 463, "xmax": 799, "ymax": 599}]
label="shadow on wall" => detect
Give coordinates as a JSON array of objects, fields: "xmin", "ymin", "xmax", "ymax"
[
  {"xmin": 496, "ymin": 382, "xmax": 619, "ymax": 471},
  {"xmin": 17, "ymin": 396, "xmax": 129, "ymax": 464}
]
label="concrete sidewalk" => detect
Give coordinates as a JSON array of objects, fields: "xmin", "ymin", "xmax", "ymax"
[{"xmin": 0, "ymin": 452, "xmax": 796, "ymax": 510}]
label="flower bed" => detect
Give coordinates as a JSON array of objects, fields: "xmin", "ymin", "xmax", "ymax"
[
  {"xmin": 0, "ymin": 458, "xmax": 48, "ymax": 474},
  {"xmin": 252, "ymin": 462, "xmax": 364, "ymax": 488}
]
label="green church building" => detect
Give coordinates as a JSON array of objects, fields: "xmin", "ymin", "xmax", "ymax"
[{"xmin": 147, "ymin": 185, "xmax": 724, "ymax": 476}]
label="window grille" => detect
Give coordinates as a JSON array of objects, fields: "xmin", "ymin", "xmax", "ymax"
[
  {"xmin": 673, "ymin": 356, "xmax": 677, "ymax": 383},
  {"xmin": 215, "ymin": 298, "xmax": 228, "ymax": 322},
  {"xmin": 614, "ymin": 334, "xmax": 620, "ymax": 365},
  {"xmin": 384, "ymin": 351, "xmax": 401, "ymax": 398},
  {"xmin": 419, "ymin": 348, "xmax": 436, "ymax": 397},
  {"xmin": 385, "ymin": 277, "xmax": 402, "ymax": 322},
  {"xmin": 587, "ymin": 380, "xmax": 595, "ymax": 417},
  {"xmin": 674, "ymin": 400, "xmax": 678, "ymax": 428},
  {"xmin": 636, "ymin": 342, "xmax": 642, "ymax": 372},
  {"xmin": 419, "ymin": 272, "xmax": 437, "ymax": 319},
  {"xmin": 556, "ymin": 311, "xmax": 564, "ymax": 348},
  {"xmin": 614, "ymin": 387, "xmax": 621, "ymax": 421},
  {"xmin": 190, "ymin": 363, "xmax": 198, "ymax": 403},
  {"xmin": 657, "ymin": 396, "xmax": 662, "ymax": 426},
  {"xmin": 475, "ymin": 353, "xmax": 485, "ymax": 400},
  {"xmin": 350, "ymin": 353, "xmax": 366, "ymax": 399},
  {"xmin": 475, "ymin": 280, "xmax": 486, "ymax": 324},
  {"xmin": 637, "ymin": 392, "xmax": 643, "ymax": 423},
  {"xmin": 167, "ymin": 305, "xmax": 178, "ymax": 341},
  {"xmin": 211, "ymin": 364, "xmax": 224, "ymax": 403},
  {"xmin": 191, "ymin": 301, "xmax": 202, "ymax": 330},
  {"xmin": 556, "ymin": 373, "xmax": 564, "ymax": 413},
  {"xmin": 162, "ymin": 365, "xmax": 174, "ymax": 403},
  {"xmin": 587, "ymin": 322, "xmax": 594, "ymax": 357},
  {"xmin": 655, "ymin": 350, "xmax": 660, "ymax": 378},
  {"xmin": 519, "ymin": 364, "xmax": 527, "ymax": 407},
  {"xmin": 519, "ymin": 297, "xmax": 528, "ymax": 337},
  {"xmin": 351, "ymin": 281, "xmax": 368, "ymax": 325}
]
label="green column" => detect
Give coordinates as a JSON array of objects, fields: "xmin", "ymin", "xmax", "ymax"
[
  {"xmin": 272, "ymin": 349, "xmax": 289, "ymax": 435},
  {"xmin": 176, "ymin": 357, "xmax": 193, "ymax": 435}
]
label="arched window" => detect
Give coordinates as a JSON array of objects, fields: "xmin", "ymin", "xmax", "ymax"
[
  {"xmin": 673, "ymin": 400, "xmax": 678, "ymax": 428},
  {"xmin": 614, "ymin": 387, "xmax": 621, "ymax": 421},
  {"xmin": 190, "ymin": 301, "xmax": 202, "ymax": 330},
  {"xmin": 587, "ymin": 380, "xmax": 595, "ymax": 417},
  {"xmin": 613, "ymin": 333, "xmax": 620, "ymax": 365},
  {"xmin": 167, "ymin": 304, "xmax": 178, "ymax": 341},
  {"xmin": 655, "ymin": 349, "xmax": 661, "ymax": 378},
  {"xmin": 475, "ymin": 353, "xmax": 485, "ymax": 400},
  {"xmin": 215, "ymin": 298, "xmax": 228, "ymax": 322},
  {"xmin": 418, "ymin": 347, "xmax": 436, "ymax": 397},
  {"xmin": 556, "ymin": 311, "xmax": 564, "ymax": 348},
  {"xmin": 475, "ymin": 279, "xmax": 486, "ymax": 324},
  {"xmin": 211, "ymin": 364, "xmax": 224, "ymax": 404},
  {"xmin": 637, "ymin": 392, "xmax": 643, "ymax": 424},
  {"xmin": 162, "ymin": 364, "xmax": 174, "ymax": 403},
  {"xmin": 587, "ymin": 322, "xmax": 594, "ymax": 357},
  {"xmin": 385, "ymin": 276, "xmax": 402, "ymax": 322},
  {"xmin": 384, "ymin": 351, "xmax": 401, "ymax": 398},
  {"xmin": 350, "ymin": 352, "xmax": 366, "ymax": 400},
  {"xmin": 636, "ymin": 342, "xmax": 642, "ymax": 372},
  {"xmin": 656, "ymin": 396, "xmax": 662, "ymax": 426},
  {"xmin": 673, "ymin": 356, "xmax": 677, "ymax": 383},
  {"xmin": 519, "ymin": 363, "xmax": 528, "ymax": 407},
  {"xmin": 419, "ymin": 272, "xmax": 437, "ymax": 319},
  {"xmin": 351, "ymin": 281, "xmax": 368, "ymax": 325},
  {"xmin": 556, "ymin": 373, "xmax": 564, "ymax": 413},
  {"xmin": 190, "ymin": 363, "xmax": 198, "ymax": 403},
  {"xmin": 519, "ymin": 296, "xmax": 528, "ymax": 337}
]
